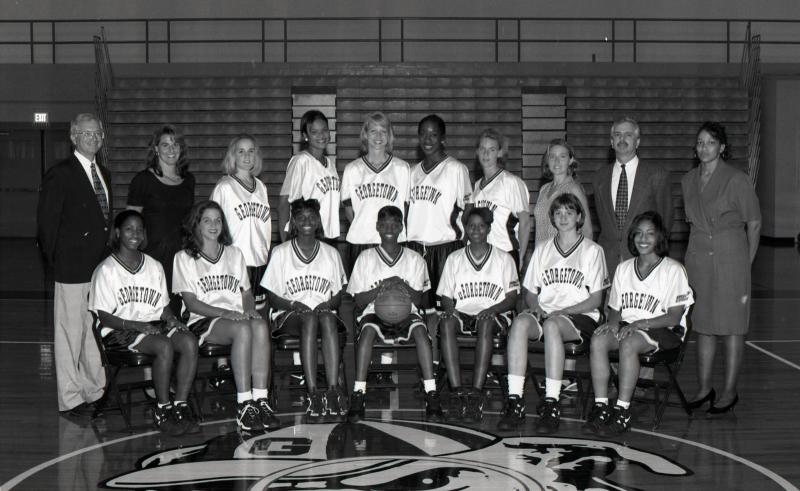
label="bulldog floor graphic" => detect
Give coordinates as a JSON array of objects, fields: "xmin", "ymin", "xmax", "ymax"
[{"xmin": 102, "ymin": 419, "xmax": 691, "ymax": 490}]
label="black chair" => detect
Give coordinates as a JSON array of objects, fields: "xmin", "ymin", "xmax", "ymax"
[
  {"xmin": 272, "ymin": 329, "xmax": 349, "ymax": 398},
  {"xmin": 608, "ymin": 325, "xmax": 694, "ymax": 430},
  {"xmin": 90, "ymin": 319, "xmax": 156, "ymax": 433},
  {"xmin": 441, "ymin": 333, "xmax": 508, "ymax": 397},
  {"xmin": 194, "ymin": 342, "xmax": 234, "ymax": 420}
]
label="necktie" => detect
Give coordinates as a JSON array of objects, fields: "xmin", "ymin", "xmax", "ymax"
[
  {"xmin": 90, "ymin": 162, "xmax": 109, "ymax": 220},
  {"xmin": 615, "ymin": 163, "xmax": 628, "ymax": 231}
]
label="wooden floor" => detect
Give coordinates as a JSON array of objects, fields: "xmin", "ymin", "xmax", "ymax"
[{"xmin": 1, "ymin": 239, "xmax": 799, "ymax": 490}]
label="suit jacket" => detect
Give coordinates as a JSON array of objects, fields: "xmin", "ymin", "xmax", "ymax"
[
  {"xmin": 591, "ymin": 160, "xmax": 673, "ymax": 276},
  {"xmin": 37, "ymin": 154, "xmax": 113, "ymax": 283}
]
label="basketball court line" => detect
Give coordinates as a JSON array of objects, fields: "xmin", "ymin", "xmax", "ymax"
[
  {"xmin": 746, "ymin": 341, "xmax": 800, "ymax": 371},
  {"xmin": 0, "ymin": 340, "xmax": 53, "ymax": 344},
  {"xmin": 2, "ymin": 412, "xmax": 798, "ymax": 491}
]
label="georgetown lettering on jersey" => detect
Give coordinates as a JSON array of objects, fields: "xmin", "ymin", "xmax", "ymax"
[
  {"xmin": 233, "ymin": 201, "xmax": 271, "ymax": 222},
  {"xmin": 117, "ymin": 286, "xmax": 162, "ymax": 308},
  {"xmin": 410, "ymin": 185, "xmax": 442, "ymax": 205},
  {"xmin": 286, "ymin": 275, "xmax": 333, "ymax": 296},
  {"xmin": 198, "ymin": 275, "xmax": 241, "ymax": 294},
  {"xmin": 457, "ymin": 282, "xmax": 503, "ymax": 302},
  {"xmin": 354, "ymin": 182, "xmax": 398, "ymax": 201},
  {"xmin": 314, "ymin": 175, "xmax": 340, "ymax": 194},
  {"xmin": 620, "ymin": 292, "xmax": 660, "ymax": 314},
  {"xmin": 474, "ymin": 199, "xmax": 498, "ymax": 213},
  {"xmin": 541, "ymin": 267, "xmax": 585, "ymax": 288}
]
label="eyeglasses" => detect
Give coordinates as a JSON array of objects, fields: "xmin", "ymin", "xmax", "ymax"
[{"xmin": 73, "ymin": 130, "xmax": 105, "ymax": 139}]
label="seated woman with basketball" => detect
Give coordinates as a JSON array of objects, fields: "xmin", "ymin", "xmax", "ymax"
[
  {"xmin": 173, "ymin": 200, "xmax": 278, "ymax": 433},
  {"xmin": 498, "ymin": 193, "xmax": 609, "ymax": 433},
  {"xmin": 89, "ymin": 209, "xmax": 199, "ymax": 436},
  {"xmin": 262, "ymin": 198, "xmax": 348, "ymax": 424},
  {"xmin": 346, "ymin": 205, "xmax": 444, "ymax": 422},
  {"xmin": 584, "ymin": 211, "xmax": 694, "ymax": 435},
  {"xmin": 437, "ymin": 207, "xmax": 519, "ymax": 422}
]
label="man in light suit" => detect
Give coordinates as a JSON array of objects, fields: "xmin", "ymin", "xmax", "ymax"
[
  {"xmin": 37, "ymin": 113, "xmax": 111, "ymax": 415},
  {"xmin": 591, "ymin": 116, "xmax": 673, "ymax": 278}
]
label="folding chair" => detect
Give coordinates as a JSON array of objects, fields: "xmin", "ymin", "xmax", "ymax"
[
  {"xmin": 272, "ymin": 329, "xmax": 349, "ymax": 398},
  {"xmin": 527, "ymin": 340, "xmax": 592, "ymax": 416},
  {"xmin": 441, "ymin": 333, "xmax": 508, "ymax": 397},
  {"xmin": 608, "ymin": 324, "xmax": 694, "ymax": 430},
  {"xmin": 194, "ymin": 342, "xmax": 233, "ymax": 420},
  {"xmin": 90, "ymin": 319, "xmax": 155, "ymax": 433}
]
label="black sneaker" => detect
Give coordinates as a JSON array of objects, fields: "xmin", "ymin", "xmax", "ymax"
[
  {"xmin": 607, "ymin": 405, "xmax": 632, "ymax": 434},
  {"xmin": 256, "ymin": 398, "xmax": 280, "ymax": 430},
  {"xmin": 424, "ymin": 390, "xmax": 444, "ymax": 422},
  {"xmin": 325, "ymin": 388, "xmax": 347, "ymax": 423},
  {"xmin": 348, "ymin": 390, "xmax": 366, "ymax": 422},
  {"xmin": 173, "ymin": 402, "xmax": 200, "ymax": 434},
  {"xmin": 582, "ymin": 402, "xmax": 613, "ymax": 435},
  {"xmin": 237, "ymin": 400, "xmax": 265, "ymax": 432},
  {"xmin": 497, "ymin": 395, "xmax": 526, "ymax": 430},
  {"xmin": 535, "ymin": 397, "xmax": 561, "ymax": 433},
  {"xmin": 305, "ymin": 390, "xmax": 325, "ymax": 424},
  {"xmin": 462, "ymin": 389, "xmax": 485, "ymax": 423},
  {"xmin": 446, "ymin": 388, "xmax": 467, "ymax": 422},
  {"xmin": 153, "ymin": 403, "xmax": 184, "ymax": 436},
  {"xmin": 209, "ymin": 364, "xmax": 232, "ymax": 391}
]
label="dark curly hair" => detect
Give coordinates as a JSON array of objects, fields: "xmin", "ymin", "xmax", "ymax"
[
  {"xmin": 627, "ymin": 211, "xmax": 670, "ymax": 258},
  {"xmin": 145, "ymin": 124, "xmax": 190, "ymax": 178},
  {"xmin": 289, "ymin": 198, "xmax": 323, "ymax": 239},
  {"xmin": 467, "ymin": 206, "xmax": 494, "ymax": 227},
  {"xmin": 694, "ymin": 121, "xmax": 731, "ymax": 162},
  {"xmin": 182, "ymin": 200, "xmax": 233, "ymax": 258}
]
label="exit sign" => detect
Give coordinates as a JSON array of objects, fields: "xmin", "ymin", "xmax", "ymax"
[{"xmin": 34, "ymin": 112, "xmax": 48, "ymax": 123}]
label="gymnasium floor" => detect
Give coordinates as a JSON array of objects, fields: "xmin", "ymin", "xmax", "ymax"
[{"xmin": 1, "ymin": 238, "xmax": 798, "ymax": 490}]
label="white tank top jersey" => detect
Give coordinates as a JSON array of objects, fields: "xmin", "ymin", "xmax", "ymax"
[
  {"xmin": 472, "ymin": 169, "xmax": 530, "ymax": 252},
  {"xmin": 609, "ymin": 256, "xmax": 695, "ymax": 337},
  {"xmin": 523, "ymin": 235, "xmax": 609, "ymax": 322},
  {"xmin": 340, "ymin": 155, "xmax": 411, "ymax": 244},
  {"xmin": 437, "ymin": 245, "xmax": 520, "ymax": 316},
  {"xmin": 406, "ymin": 156, "xmax": 472, "ymax": 245},
  {"xmin": 347, "ymin": 245, "xmax": 430, "ymax": 318},
  {"xmin": 89, "ymin": 253, "xmax": 169, "ymax": 336},
  {"xmin": 280, "ymin": 151, "xmax": 341, "ymax": 239},
  {"xmin": 172, "ymin": 245, "xmax": 251, "ymax": 326},
  {"xmin": 210, "ymin": 175, "xmax": 272, "ymax": 267},
  {"xmin": 261, "ymin": 239, "xmax": 347, "ymax": 312}
]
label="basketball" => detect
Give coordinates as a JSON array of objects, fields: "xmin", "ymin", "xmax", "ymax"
[{"xmin": 374, "ymin": 285, "xmax": 413, "ymax": 325}]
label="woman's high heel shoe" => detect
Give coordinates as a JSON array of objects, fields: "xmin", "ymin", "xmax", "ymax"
[
  {"xmin": 707, "ymin": 394, "xmax": 739, "ymax": 415},
  {"xmin": 687, "ymin": 388, "xmax": 716, "ymax": 411}
]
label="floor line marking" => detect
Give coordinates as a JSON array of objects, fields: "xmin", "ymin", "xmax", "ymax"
[
  {"xmin": 3, "ymin": 412, "xmax": 798, "ymax": 490},
  {"xmin": 748, "ymin": 340, "xmax": 800, "ymax": 343},
  {"xmin": 0, "ymin": 341, "xmax": 54, "ymax": 345},
  {"xmin": 746, "ymin": 341, "xmax": 800, "ymax": 371}
]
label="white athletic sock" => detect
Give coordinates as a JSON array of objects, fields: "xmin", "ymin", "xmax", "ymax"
[
  {"xmin": 237, "ymin": 391, "xmax": 252, "ymax": 403},
  {"xmin": 423, "ymin": 379, "xmax": 436, "ymax": 393},
  {"xmin": 354, "ymin": 381, "xmax": 367, "ymax": 393},
  {"xmin": 507, "ymin": 374, "xmax": 525, "ymax": 397},
  {"xmin": 595, "ymin": 397, "xmax": 609, "ymax": 405},
  {"xmin": 545, "ymin": 378, "xmax": 562, "ymax": 400},
  {"xmin": 252, "ymin": 388, "xmax": 268, "ymax": 400},
  {"xmin": 616, "ymin": 399, "xmax": 631, "ymax": 409},
  {"xmin": 173, "ymin": 400, "xmax": 186, "ymax": 406},
  {"xmin": 157, "ymin": 401, "xmax": 170, "ymax": 409}
]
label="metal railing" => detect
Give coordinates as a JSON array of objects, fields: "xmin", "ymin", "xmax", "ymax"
[
  {"xmin": 93, "ymin": 27, "xmax": 114, "ymax": 166},
  {"xmin": 1, "ymin": 17, "xmax": 799, "ymax": 64},
  {"xmin": 739, "ymin": 23, "xmax": 762, "ymax": 184}
]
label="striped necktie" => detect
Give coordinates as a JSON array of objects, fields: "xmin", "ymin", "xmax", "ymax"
[
  {"xmin": 615, "ymin": 163, "xmax": 628, "ymax": 230},
  {"xmin": 90, "ymin": 162, "xmax": 109, "ymax": 220}
]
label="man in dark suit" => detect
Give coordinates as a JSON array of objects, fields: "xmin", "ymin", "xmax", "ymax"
[
  {"xmin": 37, "ymin": 113, "xmax": 111, "ymax": 414},
  {"xmin": 592, "ymin": 116, "xmax": 673, "ymax": 277}
]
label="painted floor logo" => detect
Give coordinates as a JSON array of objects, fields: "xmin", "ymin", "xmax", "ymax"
[{"xmin": 102, "ymin": 419, "xmax": 690, "ymax": 490}]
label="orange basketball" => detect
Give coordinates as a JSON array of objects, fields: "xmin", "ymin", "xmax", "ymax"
[{"xmin": 373, "ymin": 285, "xmax": 413, "ymax": 325}]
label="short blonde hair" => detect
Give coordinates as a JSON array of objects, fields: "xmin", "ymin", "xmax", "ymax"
[
  {"xmin": 359, "ymin": 112, "xmax": 394, "ymax": 155},
  {"xmin": 221, "ymin": 134, "xmax": 262, "ymax": 176}
]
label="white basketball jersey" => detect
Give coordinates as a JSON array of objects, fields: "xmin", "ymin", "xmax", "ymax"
[
  {"xmin": 210, "ymin": 175, "xmax": 271, "ymax": 267},
  {"xmin": 89, "ymin": 253, "xmax": 169, "ymax": 332},
  {"xmin": 406, "ymin": 156, "xmax": 472, "ymax": 244},
  {"xmin": 437, "ymin": 245, "xmax": 520, "ymax": 315},
  {"xmin": 523, "ymin": 235, "xmax": 609, "ymax": 322},
  {"xmin": 261, "ymin": 239, "xmax": 347, "ymax": 311},
  {"xmin": 173, "ymin": 245, "xmax": 250, "ymax": 326},
  {"xmin": 340, "ymin": 155, "xmax": 410, "ymax": 244},
  {"xmin": 609, "ymin": 256, "xmax": 695, "ymax": 336},
  {"xmin": 280, "ymin": 151, "xmax": 341, "ymax": 239},
  {"xmin": 348, "ymin": 246, "xmax": 430, "ymax": 318},
  {"xmin": 472, "ymin": 169, "xmax": 530, "ymax": 252}
]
